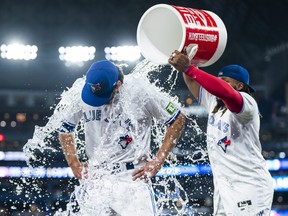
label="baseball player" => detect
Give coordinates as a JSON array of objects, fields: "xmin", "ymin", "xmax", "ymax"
[
  {"xmin": 168, "ymin": 50, "xmax": 274, "ymax": 216},
  {"xmin": 58, "ymin": 60, "xmax": 185, "ymax": 215}
]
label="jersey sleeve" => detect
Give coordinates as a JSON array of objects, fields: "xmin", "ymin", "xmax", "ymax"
[
  {"xmin": 234, "ymin": 92, "xmax": 259, "ymax": 124},
  {"xmin": 58, "ymin": 110, "xmax": 82, "ymax": 133},
  {"xmin": 143, "ymin": 91, "xmax": 181, "ymax": 126},
  {"xmin": 54, "ymin": 77, "xmax": 85, "ymax": 133},
  {"xmin": 57, "ymin": 98, "xmax": 83, "ymax": 134},
  {"xmin": 198, "ymin": 86, "xmax": 216, "ymax": 112}
]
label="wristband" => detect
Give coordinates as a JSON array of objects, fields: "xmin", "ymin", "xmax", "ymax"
[{"xmin": 184, "ymin": 65, "xmax": 198, "ymax": 80}]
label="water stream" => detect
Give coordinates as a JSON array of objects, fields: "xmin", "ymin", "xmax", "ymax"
[{"xmin": 19, "ymin": 59, "xmax": 211, "ymax": 215}]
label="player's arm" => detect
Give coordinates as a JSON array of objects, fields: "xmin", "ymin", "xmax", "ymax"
[
  {"xmin": 59, "ymin": 132, "xmax": 83, "ymax": 179},
  {"xmin": 183, "ymin": 73, "xmax": 200, "ymax": 100},
  {"xmin": 132, "ymin": 112, "xmax": 185, "ymax": 182},
  {"xmin": 169, "ymin": 50, "xmax": 200, "ymax": 100},
  {"xmin": 169, "ymin": 50, "xmax": 243, "ymax": 113},
  {"xmin": 58, "ymin": 119, "xmax": 85, "ymax": 179},
  {"xmin": 155, "ymin": 112, "xmax": 186, "ymax": 166}
]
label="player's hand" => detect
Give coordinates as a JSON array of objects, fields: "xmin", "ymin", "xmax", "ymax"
[
  {"xmin": 132, "ymin": 159, "xmax": 163, "ymax": 183},
  {"xmin": 69, "ymin": 160, "xmax": 88, "ymax": 180},
  {"xmin": 168, "ymin": 50, "xmax": 190, "ymax": 72}
]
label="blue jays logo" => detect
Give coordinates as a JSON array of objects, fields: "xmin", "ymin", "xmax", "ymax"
[
  {"xmin": 118, "ymin": 134, "xmax": 133, "ymax": 149},
  {"xmin": 88, "ymin": 83, "xmax": 101, "ymax": 93},
  {"xmin": 217, "ymin": 136, "xmax": 231, "ymax": 153}
]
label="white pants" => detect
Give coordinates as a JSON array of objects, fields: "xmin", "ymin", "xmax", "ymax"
[
  {"xmin": 213, "ymin": 186, "xmax": 273, "ymax": 216},
  {"xmin": 67, "ymin": 169, "xmax": 157, "ymax": 216}
]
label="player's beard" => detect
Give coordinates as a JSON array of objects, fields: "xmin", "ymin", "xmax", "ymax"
[
  {"xmin": 212, "ymin": 98, "xmax": 227, "ymax": 115},
  {"xmin": 212, "ymin": 98, "xmax": 226, "ymax": 114},
  {"xmin": 216, "ymin": 98, "xmax": 225, "ymax": 109}
]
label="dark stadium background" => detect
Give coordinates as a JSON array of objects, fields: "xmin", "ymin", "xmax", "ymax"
[{"xmin": 0, "ymin": 0, "xmax": 287, "ymax": 215}]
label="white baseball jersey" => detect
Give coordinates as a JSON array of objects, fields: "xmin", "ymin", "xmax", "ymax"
[
  {"xmin": 59, "ymin": 73, "xmax": 181, "ymax": 166},
  {"xmin": 199, "ymin": 87, "xmax": 274, "ymax": 215}
]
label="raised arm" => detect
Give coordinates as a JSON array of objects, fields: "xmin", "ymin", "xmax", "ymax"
[
  {"xmin": 169, "ymin": 50, "xmax": 243, "ymax": 113},
  {"xmin": 168, "ymin": 50, "xmax": 200, "ymax": 99},
  {"xmin": 183, "ymin": 73, "xmax": 200, "ymax": 100}
]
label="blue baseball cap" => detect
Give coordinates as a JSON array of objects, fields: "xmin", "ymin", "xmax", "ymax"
[
  {"xmin": 218, "ymin": 64, "xmax": 255, "ymax": 93},
  {"xmin": 81, "ymin": 60, "xmax": 119, "ymax": 107}
]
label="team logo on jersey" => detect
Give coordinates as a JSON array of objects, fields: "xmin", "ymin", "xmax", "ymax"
[
  {"xmin": 118, "ymin": 134, "xmax": 133, "ymax": 149},
  {"xmin": 165, "ymin": 102, "xmax": 177, "ymax": 115},
  {"xmin": 208, "ymin": 116, "xmax": 229, "ymax": 133},
  {"xmin": 217, "ymin": 136, "xmax": 231, "ymax": 153}
]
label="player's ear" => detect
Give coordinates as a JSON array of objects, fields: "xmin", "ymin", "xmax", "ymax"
[
  {"xmin": 114, "ymin": 80, "xmax": 122, "ymax": 90},
  {"xmin": 236, "ymin": 82, "xmax": 244, "ymax": 91}
]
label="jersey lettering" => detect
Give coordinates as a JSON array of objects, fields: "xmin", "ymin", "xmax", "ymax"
[
  {"xmin": 124, "ymin": 118, "xmax": 132, "ymax": 131},
  {"xmin": 208, "ymin": 115, "xmax": 229, "ymax": 133},
  {"xmin": 83, "ymin": 110, "xmax": 101, "ymax": 122}
]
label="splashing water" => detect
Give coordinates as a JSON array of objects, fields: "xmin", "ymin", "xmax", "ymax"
[
  {"xmin": 21, "ymin": 59, "xmax": 210, "ymax": 215},
  {"xmin": 24, "ymin": 77, "xmax": 85, "ymax": 165}
]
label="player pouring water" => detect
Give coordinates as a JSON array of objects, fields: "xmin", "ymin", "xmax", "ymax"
[{"xmin": 169, "ymin": 50, "xmax": 274, "ymax": 216}]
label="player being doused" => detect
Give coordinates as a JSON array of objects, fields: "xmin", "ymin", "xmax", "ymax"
[{"xmin": 58, "ymin": 60, "xmax": 185, "ymax": 215}]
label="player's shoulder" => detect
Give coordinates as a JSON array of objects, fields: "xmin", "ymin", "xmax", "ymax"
[
  {"xmin": 239, "ymin": 92, "xmax": 258, "ymax": 107},
  {"xmin": 237, "ymin": 92, "xmax": 259, "ymax": 120},
  {"xmin": 124, "ymin": 74, "xmax": 155, "ymax": 95},
  {"xmin": 123, "ymin": 74, "xmax": 177, "ymax": 105}
]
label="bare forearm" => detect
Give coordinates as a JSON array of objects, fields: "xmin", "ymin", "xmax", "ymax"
[
  {"xmin": 132, "ymin": 113, "xmax": 185, "ymax": 181},
  {"xmin": 156, "ymin": 113, "xmax": 185, "ymax": 164},
  {"xmin": 59, "ymin": 133, "xmax": 83, "ymax": 179},
  {"xmin": 59, "ymin": 133, "xmax": 79, "ymax": 165}
]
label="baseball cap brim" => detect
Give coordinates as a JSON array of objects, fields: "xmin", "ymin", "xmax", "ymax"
[
  {"xmin": 247, "ymin": 85, "xmax": 256, "ymax": 93},
  {"xmin": 81, "ymin": 82, "xmax": 111, "ymax": 107},
  {"xmin": 218, "ymin": 65, "xmax": 256, "ymax": 93}
]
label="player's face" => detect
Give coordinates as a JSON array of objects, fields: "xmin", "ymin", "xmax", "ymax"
[{"xmin": 219, "ymin": 77, "xmax": 244, "ymax": 91}]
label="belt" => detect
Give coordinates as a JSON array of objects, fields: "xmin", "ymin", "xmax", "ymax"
[
  {"xmin": 111, "ymin": 162, "xmax": 136, "ymax": 174},
  {"xmin": 113, "ymin": 162, "xmax": 135, "ymax": 170},
  {"xmin": 94, "ymin": 162, "xmax": 136, "ymax": 174}
]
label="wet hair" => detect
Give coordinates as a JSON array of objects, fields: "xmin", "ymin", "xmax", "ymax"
[
  {"xmin": 212, "ymin": 98, "xmax": 226, "ymax": 115},
  {"xmin": 115, "ymin": 65, "xmax": 124, "ymax": 84},
  {"xmin": 240, "ymin": 84, "xmax": 252, "ymax": 95}
]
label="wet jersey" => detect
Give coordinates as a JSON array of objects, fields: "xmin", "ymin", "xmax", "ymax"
[
  {"xmin": 59, "ymin": 74, "xmax": 181, "ymax": 166},
  {"xmin": 199, "ymin": 87, "xmax": 273, "ymax": 215}
]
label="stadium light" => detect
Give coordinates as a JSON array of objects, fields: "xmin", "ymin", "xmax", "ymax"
[
  {"xmin": 104, "ymin": 45, "xmax": 141, "ymax": 62},
  {"xmin": 0, "ymin": 43, "xmax": 38, "ymax": 60},
  {"xmin": 58, "ymin": 46, "xmax": 96, "ymax": 67}
]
